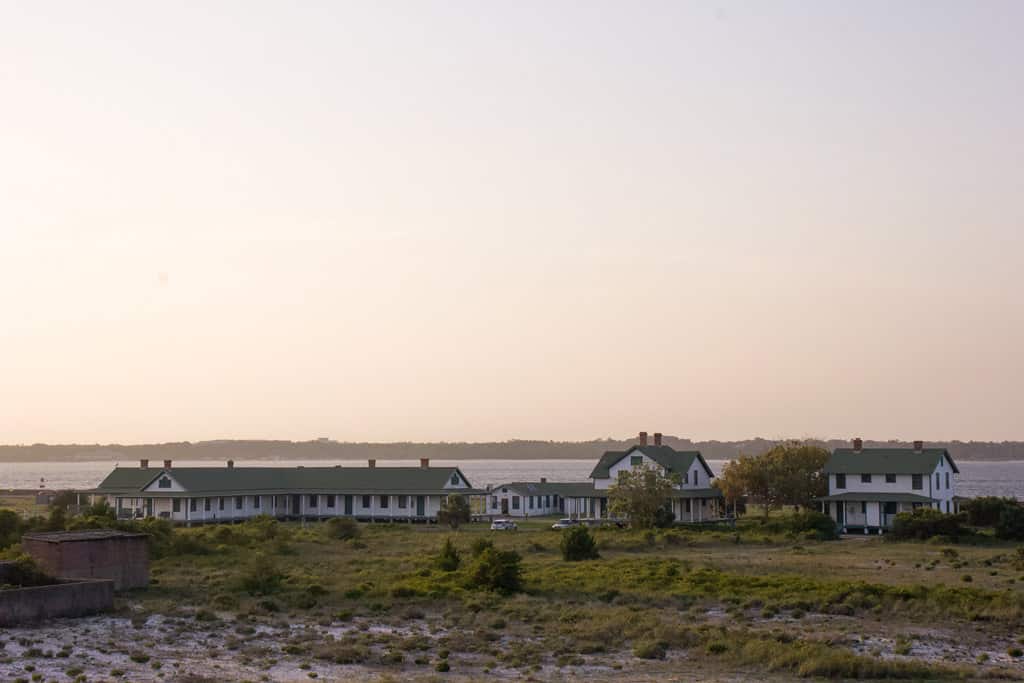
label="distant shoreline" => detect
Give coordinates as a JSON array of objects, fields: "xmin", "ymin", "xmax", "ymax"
[{"xmin": 2, "ymin": 438, "xmax": 1023, "ymax": 464}]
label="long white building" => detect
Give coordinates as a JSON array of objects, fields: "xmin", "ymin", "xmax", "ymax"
[{"xmin": 88, "ymin": 458, "xmax": 477, "ymax": 523}]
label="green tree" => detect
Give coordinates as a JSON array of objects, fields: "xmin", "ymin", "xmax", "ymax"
[
  {"xmin": 437, "ymin": 537, "xmax": 461, "ymax": 571},
  {"xmin": 716, "ymin": 441, "xmax": 828, "ymax": 520},
  {"xmin": 608, "ymin": 463, "xmax": 679, "ymax": 529},
  {"xmin": 437, "ymin": 494, "xmax": 471, "ymax": 530},
  {"xmin": 468, "ymin": 547, "xmax": 522, "ymax": 594}
]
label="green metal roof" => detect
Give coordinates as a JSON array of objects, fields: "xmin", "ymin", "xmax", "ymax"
[
  {"xmin": 492, "ymin": 482, "xmax": 599, "ymax": 498},
  {"xmin": 817, "ymin": 492, "xmax": 937, "ymax": 503},
  {"xmin": 589, "ymin": 446, "xmax": 714, "ymax": 480},
  {"xmin": 93, "ymin": 466, "xmax": 474, "ymax": 495},
  {"xmin": 824, "ymin": 448, "xmax": 959, "ymax": 475}
]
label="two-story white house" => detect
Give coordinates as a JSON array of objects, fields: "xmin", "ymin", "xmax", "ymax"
[
  {"xmin": 590, "ymin": 432, "xmax": 724, "ymax": 522},
  {"xmin": 819, "ymin": 438, "xmax": 959, "ymax": 534}
]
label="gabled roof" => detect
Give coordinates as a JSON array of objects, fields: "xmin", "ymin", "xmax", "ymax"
[
  {"xmin": 92, "ymin": 466, "xmax": 475, "ymax": 495},
  {"xmin": 589, "ymin": 445, "xmax": 714, "ymax": 480},
  {"xmin": 824, "ymin": 448, "xmax": 959, "ymax": 475},
  {"xmin": 492, "ymin": 482, "xmax": 598, "ymax": 498}
]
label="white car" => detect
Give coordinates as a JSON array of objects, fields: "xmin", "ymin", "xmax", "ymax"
[
  {"xmin": 551, "ymin": 518, "xmax": 579, "ymax": 530},
  {"xmin": 490, "ymin": 519, "xmax": 518, "ymax": 531}
]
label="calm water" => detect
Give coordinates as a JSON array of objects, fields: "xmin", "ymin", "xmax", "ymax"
[{"xmin": 1, "ymin": 459, "xmax": 1022, "ymax": 498}]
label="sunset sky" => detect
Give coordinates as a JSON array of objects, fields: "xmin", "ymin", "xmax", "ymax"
[{"xmin": 2, "ymin": 2, "xmax": 1022, "ymax": 444}]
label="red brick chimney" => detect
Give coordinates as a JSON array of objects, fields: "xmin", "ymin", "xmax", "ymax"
[
  {"xmin": 913, "ymin": 440, "xmax": 924, "ymax": 452},
  {"xmin": 540, "ymin": 477, "xmax": 547, "ymax": 484},
  {"xmin": 368, "ymin": 459, "xmax": 376, "ymax": 469},
  {"xmin": 638, "ymin": 431, "xmax": 648, "ymax": 447},
  {"xmin": 852, "ymin": 438, "xmax": 863, "ymax": 453},
  {"xmin": 140, "ymin": 459, "xmax": 149, "ymax": 469},
  {"xmin": 653, "ymin": 432, "xmax": 663, "ymax": 447},
  {"xmin": 163, "ymin": 459, "xmax": 172, "ymax": 470},
  {"xmin": 420, "ymin": 458, "xmax": 429, "ymax": 469},
  {"xmin": 227, "ymin": 460, "xmax": 234, "ymax": 469}
]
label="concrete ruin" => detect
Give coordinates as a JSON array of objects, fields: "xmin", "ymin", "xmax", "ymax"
[{"xmin": 22, "ymin": 529, "xmax": 150, "ymax": 590}]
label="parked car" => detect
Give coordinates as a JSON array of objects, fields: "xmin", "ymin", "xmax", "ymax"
[
  {"xmin": 490, "ymin": 518, "xmax": 518, "ymax": 531},
  {"xmin": 551, "ymin": 518, "xmax": 579, "ymax": 530}
]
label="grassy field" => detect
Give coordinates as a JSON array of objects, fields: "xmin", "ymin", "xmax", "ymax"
[{"xmin": 4, "ymin": 513, "xmax": 1024, "ymax": 681}]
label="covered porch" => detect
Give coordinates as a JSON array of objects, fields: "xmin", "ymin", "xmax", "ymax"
[
  {"xmin": 671, "ymin": 489, "xmax": 725, "ymax": 523},
  {"xmin": 817, "ymin": 492, "xmax": 937, "ymax": 534}
]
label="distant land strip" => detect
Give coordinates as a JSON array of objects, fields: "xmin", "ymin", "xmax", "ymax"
[{"xmin": 1, "ymin": 438, "xmax": 1023, "ymax": 463}]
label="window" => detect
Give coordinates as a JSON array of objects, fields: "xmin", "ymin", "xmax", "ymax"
[
  {"xmin": 685, "ymin": 499, "xmax": 691, "ymax": 513},
  {"xmin": 946, "ymin": 500, "xmax": 950, "ymax": 513},
  {"xmin": 309, "ymin": 495, "xmax": 318, "ymax": 507},
  {"xmin": 945, "ymin": 472, "xmax": 950, "ymax": 489},
  {"xmin": 630, "ymin": 455, "xmax": 643, "ymax": 466},
  {"xmin": 172, "ymin": 499, "xmax": 181, "ymax": 513},
  {"xmin": 219, "ymin": 497, "xmax": 225, "ymax": 511},
  {"xmin": 835, "ymin": 474, "xmax": 846, "ymax": 489},
  {"xmin": 528, "ymin": 496, "xmax": 534, "ymax": 510},
  {"xmin": 379, "ymin": 495, "xmax": 389, "ymax": 508},
  {"xmin": 912, "ymin": 474, "xmax": 922, "ymax": 490},
  {"xmin": 861, "ymin": 502, "xmax": 867, "ymax": 514},
  {"xmin": 398, "ymin": 495, "xmax": 407, "ymax": 509},
  {"xmin": 254, "ymin": 496, "xmax": 260, "ymax": 509},
  {"xmin": 204, "ymin": 498, "xmax": 211, "ymax": 512},
  {"xmin": 362, "ymin": 495, "xmax": 371, "ymax": 508},
  {"xmin": 327, "ymin": 495, "xmax": 335, "ymax": 508},
  {"xmin": 189, "ymin": 498, "xmax": 197, "ymax": 512},
  {"xmin": 935, "ymin": 473, "xmax": 940, "ymax": 489},
  {"xmin": 861, "ymin": 473, "xmax": 872, "ymax": 483},
  {"xmin": 545, "ymin": 495, "xmax": 550, "ymax": 507},
  {"xmin": 512, "ymin": 496, "xmax": 520, "ymax": 510},
  {"xmin": 235, "ymin": 496, "xmax": 243, "ymax": 510},
  {"xmin": 158, "ymin": 477, "xmax": 171, "ymax": 489},
  {"xmin": 885, "ymin": 473, "xmax": 896, "ymax": 483},
  {"xmin": 450, "ymin": 473, "xmax": 460, "ymax": 485},
  {"xmin": 491, "ymin": 496, "xmax": 498, "ymax": 508},
  {"xmin": 693, "ymin": 469, "xmax": 699, "ymax": 486}
]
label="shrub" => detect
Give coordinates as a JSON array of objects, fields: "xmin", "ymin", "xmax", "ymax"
[
  {"xmin": 239, "ymin": 553, "xmax": 285, "ymax": 595},
  {"xmin": 468, "ymin": 547, "xmax": 522, "ymax": 594},
  {"xmin": 963, "ymin": 497, "xmax": 1019, "ymax": 527},
  {"xmin": 890, "ymin": 509, "xmax": 970, "ymax": 541},
  {"xmin": 995, "ymin": 504, "xmax": 1024, "ymax": 541},
  {"xmin": 437, "ymin": 538, "xmax": 461, "ymax": 572},
  {"xmin": 653, "ymin": 505, "xmax": 676, "ymax": 529},
  {"xmin": 560, "ymin": 526, "xmax": 600, "ymax": 562},
  {"xmin": 788, "ymin": 510, "xmax": 839, "ymax": 540},
  {"xmin": 470, "ymin": 538, "xmax": 494, "ymax": 558},
  {"xmin": 632, "ymin": 640, "xmax": 668, "ymax": 659},
  {"xmin": 325, "ymin": 517, "xmax": 361, "ymax": 541}
]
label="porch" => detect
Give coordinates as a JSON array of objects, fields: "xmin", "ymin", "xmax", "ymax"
[{"xmin": 817, "ymin": 492, "xmax": 937, "ymax": 534}]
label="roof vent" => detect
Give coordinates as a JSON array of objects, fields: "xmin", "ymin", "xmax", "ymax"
[
  {"xmin": 638, "ymin": 431, "xmax": 648, "ymax": 446},
  {"xmin": 852, "ymin": 438, "xmax": 863, "ymax": 453},
  {"xmin": 913, "ymin": 440, "xmax": 924, "ymax": 452}
]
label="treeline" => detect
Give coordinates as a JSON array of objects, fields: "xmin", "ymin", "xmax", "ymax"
[{"xmin": 1, "ymin": 437, "xmax": 1023, "ymax": 463}]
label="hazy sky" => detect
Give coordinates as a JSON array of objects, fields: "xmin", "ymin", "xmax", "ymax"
[{"xmin": 2, "ymin": 2, "xmax": 1022, "ymax": 444}]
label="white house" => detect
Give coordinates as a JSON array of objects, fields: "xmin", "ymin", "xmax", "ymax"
[
  {"xmin": 590, "ymin": 432, "xmax": 724, "ymax": 522},
  {"xmin": 87, "ymin": 458, "xmax": 477, "ymax": 524},
  {"xmin": 820, "ymin": 438, "xmax": 959, "ymax": 534},
  {"xmin": 485, "ymin": 480, "xmax": 602, "ymax": 519}
]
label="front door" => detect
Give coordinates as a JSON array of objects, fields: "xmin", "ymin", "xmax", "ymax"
[
  {"xmin": 291, "ymin": 494, "xmax": 301, "ymax": 516},
  {"xmin": 145, "ymin": 499, "xmax": 153, "ymax": 518},
  {"xmin": 836, "ymin": 501, "xmax": 844, "ymax": 526},
  {"xmin": 344, "ymin": 495, "xmax": 353, "ymax": 515},
  {"xmin": 501, "ymin": 498, "xmax": 509, "ymax": 515},
  {"xmin": 416, "ymin": 495, "xmax": 425, "ymax": 516},
  {"xmin": 882, "ymin": 501, "xmax": 898, "ymax": 527}
]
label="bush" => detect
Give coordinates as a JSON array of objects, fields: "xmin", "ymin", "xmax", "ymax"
[
  {"xmin": 889, "ymin": 509, "xmax": 970, "ymax": 541},
  {"xmin": 438, "ymin": 495, "xmax": 471, "ymax": 530},
  {"xmin": 325, "ymin": 517, "xmax": 361, "ymax": 541},
  {"xmin": 470, "ymin": 538, "xmax": 494, "ymax": 558},
  {"xmin": 468, "ymin": 547, "xmax": 522, "ymax": 594},
  {"xmin": 632, "ymin": 639, "xmax": 668, "ymax": 659},
  {"xmin": 788, "ymin": 510, "xmax": 839, "ymax": 540},
  {"xmin": 437, "ymin": 538, "xmax": 461, "ymax": 572},
  {"xmin": 653, "ymin": 505, "xmax": 676, "ymax": 529},
  {"xmin": 995, "ymin": 504, "xmax": 1024, "ymax": 541},
  {"xmin": 560, "ymin": 526, "xmax": 600, "ymax": 561},
  {"xmin": 963, "ymin": 497, "xmax": 1019, "ymax": 527},
  {"xmin": 239, "ymin": 553, "xmax": 285, "ymax": 595}
]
